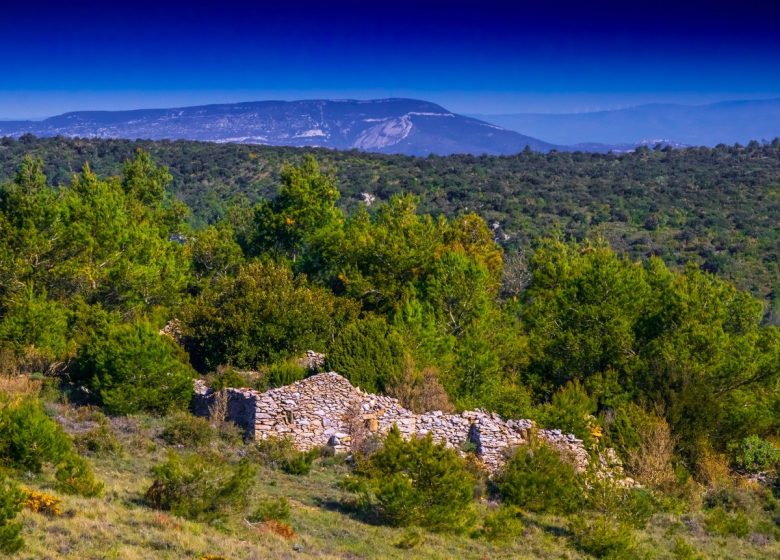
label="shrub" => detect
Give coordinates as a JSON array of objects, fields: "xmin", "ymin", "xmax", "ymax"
[
  {"xmin": 348, "ymin": 426, "xmax": 477, "ymax": 531},
  {"xmin": 728, "ymin": 435, "xmax": 780, "ymax": 473},
  {"xmin": 387, "ymin": 363, "xmax": 454, "ymax": 414},
  {"xmin": 22, "ymin": 488, "xmax": 62, "ymax": 516},
  {"xmin": 253, "ymin": 437, "xmax": 318, "ymax": 475},
  {"xmin": 183, "ymin": 261, "xmax": 357, "ymax": 370},
  {"xmin": 161, "ymin": 411, "xmax": 214, "ymax": 447},
  {"xmin": 70, "ymin": 320, "xmax": 195, "ymax": 415},
  {"xmin": 0, "ymin": 397, "xmax": 72, "ymax": 472},
  {"xmin": 0, "ymin": 292, "xmax": 70, "ymax": 374},
  {"xmin": 74, "ymin": 419, "xmax": 123, "ymax": 456},
  {"xmin": 145, "ymin": 451, "xmax": 257, "ymax": 521},
  {"xmin": 672, "ymin": 538, "xmax": 706, "ymax": 560},
  {"xmin": 495, "ymin": 442, "xmax": 583, "ymax": 514},
  {"xmin": 55, "ymin": 454, "xmax": 104, "ymax": 497},
  {"xmin": 537, "ymin": 380, "xmax": 598, "ymax": 446},
  {"xmin": 327, "ymin": 315, "xmax": 405, "ymax": 393},
  {"xmin": 568, "ymin": 515, "xmax": 638, "ymax": 559},
  {"xmin": 263, "ymin": 361, "xmax": 306, "ymax": 389},
  {"xmin": 263, "ymin": 520, "xmax": 296, "ymax": 539},
  {"xmin": 624, "ymin": 412, "xmax": 677, "ymax": 490},
  {"xmin": 703, "ymin": 506, "xmax": 751, "ymax": 537},
  {"xmin": 479, "ymin": 505, "xmax": 524, "ymax": 542},
  {"xmin": 247, "ymin": 496, "xmax": 291, "ymax": 523},
  {"xmin": 585, "ymin": 477, "xmax": 657, "ymax": 530},
  {"xmin": 0, "ymin": 477, "xmax": 24, "ymax": 554},
  {"xmin": 208, "ymin": 366, "xmax": 247, "ymax": 391}
]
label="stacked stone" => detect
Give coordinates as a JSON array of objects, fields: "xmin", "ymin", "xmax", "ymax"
[
  {"xmin": 252, "ymin": 372, "xmax": 358, "ymax": 451},
  {"xmin": 416, "ymin": 411, "xmax": 472, "ymax": 449},
  {"xmin": 191, "ymin": 370, "xmax": 593, "ymax": 476},
  {"xmin": 538, "ymin": 429, "xmax": 590, "ymax": 472}
]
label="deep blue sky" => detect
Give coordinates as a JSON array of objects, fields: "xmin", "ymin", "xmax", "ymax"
[{"xmin": 2, "ymin": 0, "xmax": 780, "ymax": 119}]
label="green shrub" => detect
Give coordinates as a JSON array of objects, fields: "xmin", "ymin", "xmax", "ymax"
[
  {"xmin": 479, "ymin": 505, "xmax": 524, "ymax": 542},
  {"xmin": 161, "ymin": 411, "xmax": 214, "ymax": 447},
  {"xmin": 70, "ymin": 320, "xmax": 195, "ymax": 415},
  {"xmin": 0, "ymin": 397, "xmax": 72, "ymax": 472},
  {"xmin": 672, "ymin": 538, "xmax": 706, "ymax": 560},
  {"xmin": 728, "ymin": 435, "xmax": 780, "ymax": 473},
  {"xmin": 253, "ymin": 437, "xmax": 318, "ymax": 475},
  {"xmin": 347, "ymin": 425, "xmax": 477, "ymax": 531},
  {"xmin": 247, "ymin": 496, "xmax": 291, "ymax": 523},
  {"xmin": 145, "ymin": 451, "xmax": 257, "ymax": 521},
  {"xmin": 585, "ymin": 478, "xmax": 657, "ymax": 529},
  {"xmin": 208, "ymin": 367, "xmax": 247, "ymax": 391},
  {"xmin": 327, "ymin": 315, "xmax": 405, "ymax": 393},
  {"xmin": 264, "ymin": 361, "xmax": 306, "ymax": 389},
  {"xmin": 55, "ymin": 454, "xmax": 104, "ymax": 497},
  {"xmin": 495, "ymin": 442, "xmax": 583, "ymax": 514},
  {"xmin": 703, "ymin": 506, "xmax": 751, "ymax": 537},
  {"xmin": 569, "ymin": 515, "xmax": 638, "ymax": 559},
  {"xmin": 537, "ymin": 380, "xmax": 598, "ymax": 446},
  {"xmin": 74, "ymin": 419, "xmax": 123, "ymax": 456},
  {"xmin": 0, "ymin": 476, "xmax": 24, "ymax": 554}
]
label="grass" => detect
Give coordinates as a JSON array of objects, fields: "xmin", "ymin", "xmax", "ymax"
[{"xmin": 10, "ymin": 401, "xmax": 780, "ymax": 559}]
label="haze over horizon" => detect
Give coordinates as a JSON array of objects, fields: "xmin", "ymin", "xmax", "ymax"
[{"xmin": 2, "ymin": 0, "xmax": 779, "ymax": 119}]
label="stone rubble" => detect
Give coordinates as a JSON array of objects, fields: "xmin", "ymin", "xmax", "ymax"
[{"xmin": 193, "ymin": 371, "xmax": 590, "ymax": 473}]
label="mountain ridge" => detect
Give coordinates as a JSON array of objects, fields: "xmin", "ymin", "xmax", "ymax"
[
  {"xmin": 472, "ymin": 98, "xmax": 780, "ymax": 146},
  {"xmin": 0, "ymin": 98, "xmax": 559, "ymax": 156}
]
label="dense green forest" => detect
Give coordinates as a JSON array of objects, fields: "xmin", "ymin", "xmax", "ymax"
[
  {"xmin": 1, "ymin": 135, "xmax": 779, "ymax": 323},
  {"xmin": 0, "ymin": 148, "xmax": 778, "ymax": 558}
]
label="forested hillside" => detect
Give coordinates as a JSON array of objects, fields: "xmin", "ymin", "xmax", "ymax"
[
  {"xmin": 0, "ymin": 146, "xmax": 778, "ymax": 558},
  {"xmin": 1, "ymin": 135, "xmax": 778, "ymax": 323}
]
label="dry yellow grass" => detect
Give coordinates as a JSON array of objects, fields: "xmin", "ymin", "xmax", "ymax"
[{"xmin": 0, "ymin": 375, "xmax": 42, "ymax": 397}]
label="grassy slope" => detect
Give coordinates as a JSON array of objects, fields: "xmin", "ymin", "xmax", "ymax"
[{"xmin": 14, "ymin": 402, "xmax": 780, "ymax": 560}]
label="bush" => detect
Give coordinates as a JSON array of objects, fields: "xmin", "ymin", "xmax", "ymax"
[
  {"xmin": 0, "ymin": 477, "xmax": 24, "ymax": 554},
  {"xmin": 263, "ymin": 361, "xmax": 306, "ymax": 389},
  {"xmin": 70, "ymin": 320, "xmax": 195, "ymax": 415},
  {"xmin": 183, "ymin": 261, "xmax": 357, "ymax": 370},
  {"xmin": 161, "ymin": 411, "xmax": 214, "ymax": 447},
  {"xmin": 22, "ymin": 488, "xmax": 62, "ymax": 516},
  {"xmin": 703, "ymin": 506, "xmax": 751, "ymax": 537},
  {"xmin": 247, "ymin": 496, "xmax": 291, "ymax": 523},
  {"xmin": 55, "ymin": 454, "xmax": 104, "ymax": 497},
  {"xmin": 537, "ymin": 380, "xmax": 598, "ymax": 446},
  {"xmin": 479, "ymin": 505, "xmax": 524, "ymax": 542},
  {"xmin": 0, "ymin": 397, "xmax": 72, "ymax": 472},
  {"xmin": 145, "ymin": 451, "xmax": 257, "ymax": 521},
  {"xmin": 347, "ymin": 426, "xmax": 477, "ymax": 531},
  {"xmin": 207, "ymin": 367, "xmax": 247, "ymax": 391},
  {"xmin": 495, "ymin": 442, "xmax": 583, "ymax": 514},
  {"xmin": 728, "ymin": 435, "xmax": 780, "ymax": 473},
  {"xmin": 327, "ymin": 315, "xmax": 405, "ymax": 393},
  {"xmin": 74, "ymin": 418, "xmax": 123, "ymax": 456},
  {"xmin": 568, "ymin": 515, "xmax": 638, "ymax": 559},
  {"xmin": 0, "ymin": 292, "xmax": 70, "ymax": 374},
  {"xmin": 253, "ymin": 437, "xmax": 318, "ymax": 475},
  {"xmin": 585, "ymin": 478, "xmax": 657, "ymax": 529}
]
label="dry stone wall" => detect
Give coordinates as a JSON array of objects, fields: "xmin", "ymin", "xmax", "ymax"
[{"xmin": 193, "ymin": 371, "xmax": 589, "ymax": 473}]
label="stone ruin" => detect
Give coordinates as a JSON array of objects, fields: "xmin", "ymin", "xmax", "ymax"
[{"xmin": 193, "ymin": 371, "xmax": 591, "ymax": 473}]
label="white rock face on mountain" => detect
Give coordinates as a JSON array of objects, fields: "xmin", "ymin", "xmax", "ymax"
[{"xmin": 353, "ymin": 115, "xmax": 413, "ymax": 149}]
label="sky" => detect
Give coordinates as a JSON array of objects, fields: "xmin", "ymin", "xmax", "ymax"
[{"xmin": 2, "ymin": 0, "xmax": 780, "ymax": 119}]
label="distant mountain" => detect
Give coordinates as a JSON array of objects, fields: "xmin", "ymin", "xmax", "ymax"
[
  {"xmin": 472, "ymin": 98, "xmax": 780, "ymax": 146},
  {"xmin": 0, "ymin": 99, "xmax": 559, "ymax": 156}
]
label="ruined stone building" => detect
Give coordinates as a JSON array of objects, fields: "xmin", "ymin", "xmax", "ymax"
[{"xmin": 193, "ymin": 371, "xmax": 589, "ymax": 473}]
